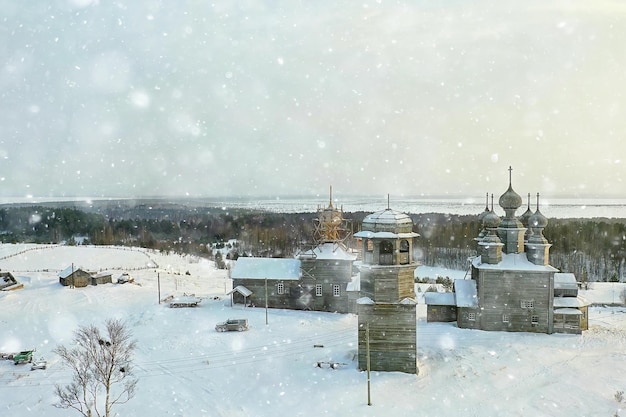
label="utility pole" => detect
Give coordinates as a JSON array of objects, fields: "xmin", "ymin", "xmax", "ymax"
[
  {"xmin": 366, "ymin": 322, "xmax": 372, "ymax": 406},
  {"xmin": 157, "ymin": 273, "xmax": 161, "ymax": 304}
]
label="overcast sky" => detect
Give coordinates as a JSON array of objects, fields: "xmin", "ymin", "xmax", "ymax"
[{"xmin": 1, "ymin": 0, "xmax": 625, "ymax": 199}]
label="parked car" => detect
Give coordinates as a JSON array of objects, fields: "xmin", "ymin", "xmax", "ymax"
[
  {"xmin": 31, "ymin": 358, "xmax": 47, "ymax": 370},
  {"xmin": 13, "ymin": 350, "xmax": 34, "ymax": 365},
  {"xmin": 215, "ymin": 318, "xmax": 249, "ymax": 332}
]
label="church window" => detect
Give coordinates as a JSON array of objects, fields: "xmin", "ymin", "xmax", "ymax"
[
  {"xmin": 333, "ymin": 284, "xmax": 341, "ymax": 297},
  {"xmin": 315, "ymin": 284, "xmax": 323, "ymax": 296}
]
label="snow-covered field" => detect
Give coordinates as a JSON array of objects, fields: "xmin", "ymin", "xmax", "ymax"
[{"xmin": 1, "ymin": 244, "xmax": 626, "ymax": 417}]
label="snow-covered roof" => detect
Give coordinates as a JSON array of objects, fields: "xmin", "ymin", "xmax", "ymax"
[
  {"xmin": 346, "ymin": 274, "xmax": 360, "ymax": 292},
  {"xmin": 58, "ymin": 265, "xmax": 87, "ymax": 278},
  {"xmin": 356, "ymin": 296, "xmax": 374, "ymax": 305},
  {"xmin": 454, "ymin": 279, "xmax": 478, "ymax": 308},
  {"xmin": 354, "ymin": 230, "xmax": 419, "ymax": 239},
  {"xmin": 227, "ymin": 285, "xmax": 253, "ymax": 297},
  {"xmin": 554, "ymin": 308, "xmax": 583, "ymax": 316},
  {"xmin": 424, "ymin": 292, "xmax": 456, "ymax": 306},
  {"xmin": 554, "ymin": 273, "xmax": 578, "ymax": 290},
  {"xmin": 297, "ymin": 242, "xmax": 357, "ymax": 261},
  {"xmin": 472, "ymin": 253, "xmax": 559, "ymax": 272},
  {"xmin": 553, "ymin": 295, "xmax": 591, "ymax": 308},
  {"xmin": 230, "ymin": 257, "xmax": 301, "ymax": 280}
]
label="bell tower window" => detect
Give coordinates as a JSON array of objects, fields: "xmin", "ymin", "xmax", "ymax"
[
  {"xmin": 399, "ymin": 239, "xmax": 410, "ymax": 264},
  {"xmin": 379, "ymin": 240, "xmax": 393, "ymax": 265}
]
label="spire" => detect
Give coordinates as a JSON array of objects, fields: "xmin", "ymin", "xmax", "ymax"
[
  {"xmin": 329, "ymin": 185, "xmax": 333, "ymax": 209},
  {"xmin": 526, "ymin": 192, "xmax": 551, "ymax": 265},
  {"xmin": 519, "ymin": 192, "xmax": 533, "ymax": 242},
  {"xmin": 508, "ymin": 165, "xmax": 513, "ymax": 187}
]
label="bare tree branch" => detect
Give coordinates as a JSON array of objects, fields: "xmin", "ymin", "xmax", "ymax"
[{"xmin": 53, "ymin": 318, "xmax": 138, "ymax": 417}]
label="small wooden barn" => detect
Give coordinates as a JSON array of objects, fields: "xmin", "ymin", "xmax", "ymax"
[
  {"xmin": 59, "ymin": 266, "xmax": 92, "ymax": 287},
  {"xmin": 424, "ymin": 292, "xmax": 457, "ymax": 322},
  {"xmin": 230, "ymin": 257, "xmax": 301, "ymax": 309},
  {"xmin": 91, "ymin": 271, "xmax": 113, "ymax": 286},
  {"xmin": 553, "ymin": 272, "xmax": 590, "ymax": 334}
]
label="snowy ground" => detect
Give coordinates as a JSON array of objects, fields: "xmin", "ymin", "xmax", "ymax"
[{"xmin": 1, "ymin": 244, "xmax": 626, "ymax": 417}]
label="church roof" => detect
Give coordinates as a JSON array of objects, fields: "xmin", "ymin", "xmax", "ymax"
[
  {"xmin": 472, "ymin": 252, "xmax": 558, "ymax": 272},
  {"xmin": 297, "ymin": 242, "xmax": 356, "ymax": 261},
  {"xmin": 360, "ymin": 208, "xmax": 414, "ymax": 234}
]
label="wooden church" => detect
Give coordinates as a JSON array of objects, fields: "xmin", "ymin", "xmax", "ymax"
[
  {"xmin": 427, "ymin": 167, "xmax": 590, "ymax": 334},
  {"xmin": 296, "ymin": 187, "xmax": 357, "ymax": 313}
]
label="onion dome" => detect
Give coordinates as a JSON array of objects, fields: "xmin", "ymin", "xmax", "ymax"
[
  {"xmin": 498, "ymin": 166, "xmax": 522, "ymax": 211},
  {"xmin": 499, "ymin": 184, "xmax": 522, "ymax": 211},
  {"xmin": 518, "ymin": 193, "xmax": 533, "ymax": 227},
  {"xmin": 361, "ymin": 208, "xmax": 414, "ymax": 234},
  {"xmin": 477, "ymin": 192, "xmax": 490, "ymax": 223},
  {"xmin": 483, "ymin": 210, "xmax": 502, "ymax": 229},
  {"xmin": 529, "ymin": 208, "xmax": 548, "ymax": 229}
]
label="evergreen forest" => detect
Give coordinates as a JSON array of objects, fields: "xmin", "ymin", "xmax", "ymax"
[{"xmin": 0, "ymin": 202, "xmax": 624, "ymax": 283}]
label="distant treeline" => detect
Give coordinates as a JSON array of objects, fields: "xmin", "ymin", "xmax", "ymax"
[{"xmin": 0, "ymin": 204, "xmax": 624, "ymax": 282}]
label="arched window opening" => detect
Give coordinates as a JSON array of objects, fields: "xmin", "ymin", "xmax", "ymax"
[
  {"xmin": 364, "ymin": 239, "xmax": 374, "ymax": 263},
  {"xmin": 399, "ymin": 239, "xmax": 410, "ymax": 264},
  {"xmin": 379, "ymin": 240, "xmax": 393, "ymax": 265}
]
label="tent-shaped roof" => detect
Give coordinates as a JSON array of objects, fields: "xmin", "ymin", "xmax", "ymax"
[{"xmin": 230, "ymin": 257, "xmax": 301, "ymax": 281}]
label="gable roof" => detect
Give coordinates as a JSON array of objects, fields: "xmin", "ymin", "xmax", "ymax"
[
  {"xmin": 228, "ymin": 285, "xmax": 253, "ymax": 297},
  {"xmin": 424, "ymin": 292, "xmax": 456, "ymax": 306},
  {"xmin": 230, "ymin": 257, "xmax": 301, "ymax": 280},
  {"xmin": 58, "ymin": 265, "xmax": 88, "ymax": 278}
]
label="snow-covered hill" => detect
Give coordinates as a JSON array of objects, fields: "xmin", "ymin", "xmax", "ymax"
[{"xmin": 1, "ymin": 244, "xmax": 625, "ymax": 417}]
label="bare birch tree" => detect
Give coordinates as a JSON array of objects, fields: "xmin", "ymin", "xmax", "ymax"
[{"xmin": 54, "ymin": 318, "xmax": 137, "ymax": 417}]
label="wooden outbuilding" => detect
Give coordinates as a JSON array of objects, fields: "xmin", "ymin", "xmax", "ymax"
[
  {"xmin": 91, "ymin": 271, "xmax": 113, "ymax": 286},
  {"xmin": 424, "ymin": 292, "xmax": 456, "ymax": 322},
  {"xmin": 58, "ymin": 266, "xmax": 92, "ymax": 288},
  {"xmin": 553, "ymin": 272, "xmax": 590, "ymax": 334}
]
